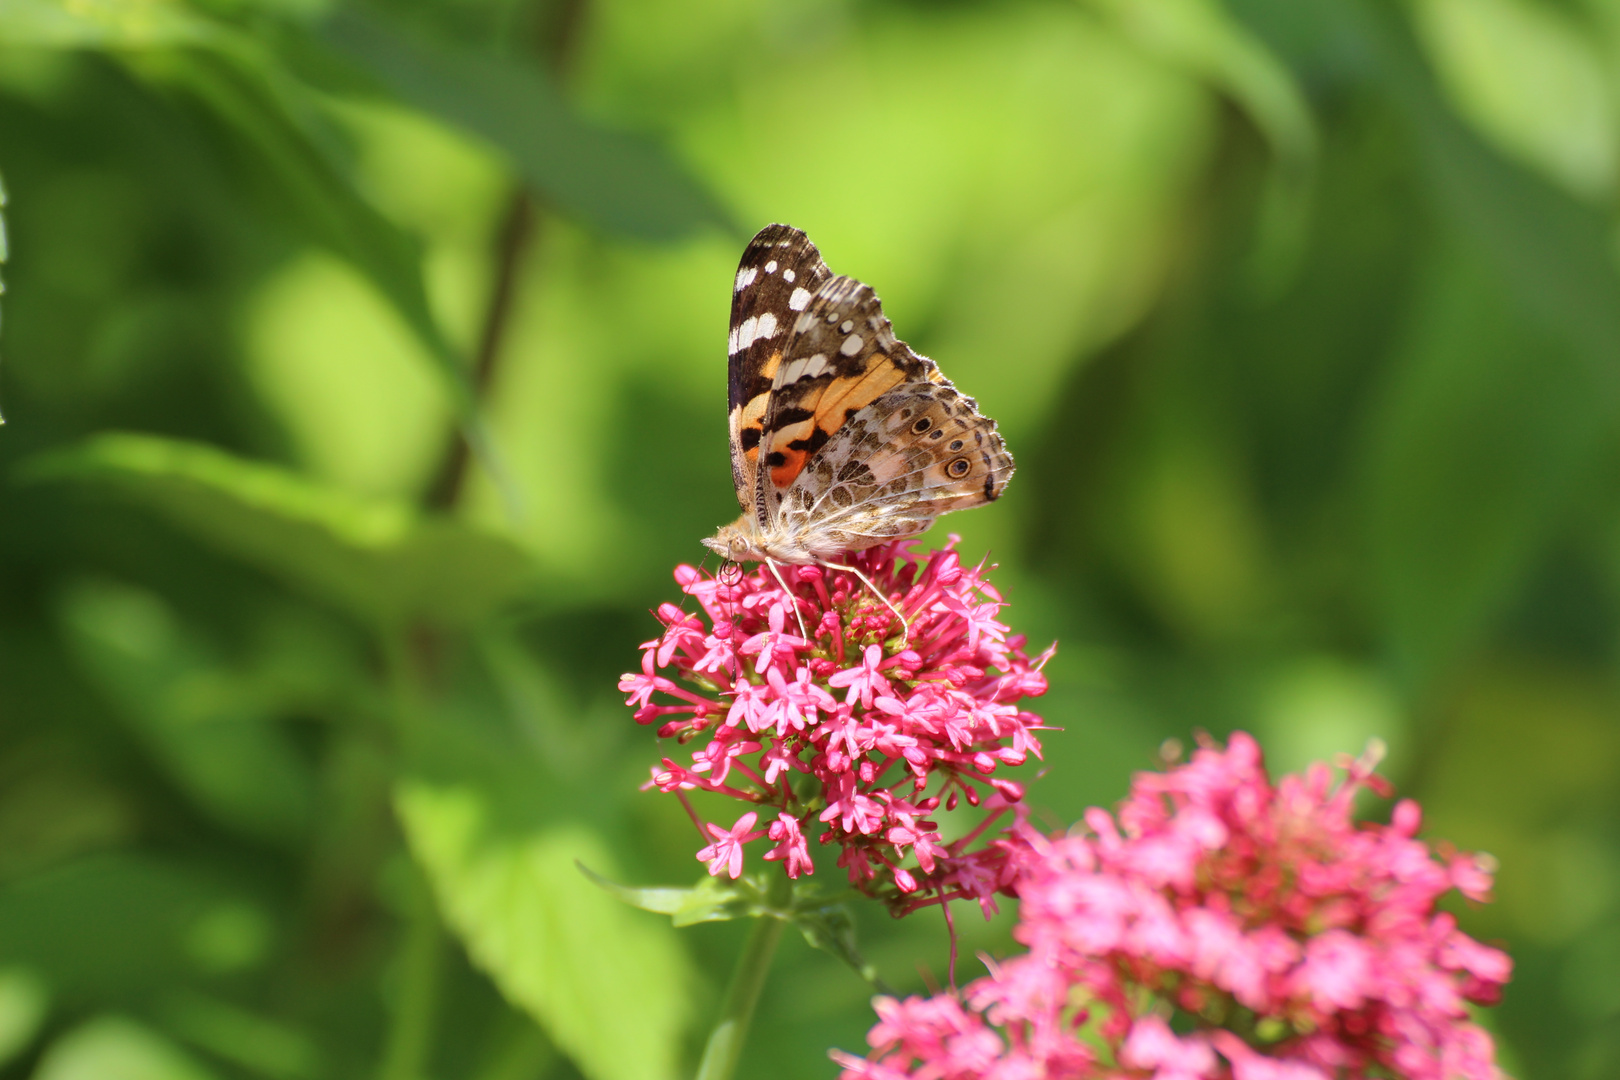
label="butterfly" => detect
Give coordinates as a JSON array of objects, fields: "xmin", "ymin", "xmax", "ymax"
[{"xmin": 703, "ymin": 224, "xmax": 1014, "ymax": 583}]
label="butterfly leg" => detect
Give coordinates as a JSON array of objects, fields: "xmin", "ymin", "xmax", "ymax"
[
  {"xmin": 821, "ymin": 560, "xmax": 910, "ymax": 650},
  {"xmin": 764, "ymin": 558, "xmax": 812, "ymax": 642}
]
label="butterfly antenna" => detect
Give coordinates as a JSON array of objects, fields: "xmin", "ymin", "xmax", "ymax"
[
  {"xmin": 764, "ymin": 557, "xmax": 811, "ymax": 642},
  {"xmin": 679, "ymin": 548, "xmax": 716, "ymax": 623},
  {"xmin": 821, "ymin": 559, "xmax": 909, "ymax": 650}
]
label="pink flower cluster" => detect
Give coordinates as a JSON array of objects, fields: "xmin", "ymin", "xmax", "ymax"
[
  {"xmin": 835, "ymin": 733, "xmax": 1511, "ymax": 1080},
  {"xmin": 619, "ymin": 540, "xmax": 1052, "ymax": 912}
]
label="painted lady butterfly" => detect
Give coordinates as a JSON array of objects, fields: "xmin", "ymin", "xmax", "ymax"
[{"xmin": 703, "ymin": 224, "xmax": 1014, "ymax": 573}]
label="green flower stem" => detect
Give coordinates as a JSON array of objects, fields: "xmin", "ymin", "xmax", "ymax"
[
  {"xmin": 379, "ymin": 632, "xmax": 444, "ymax": 1080},
  {"xmin": 694, "ymin": 913, "xmax": 785, "ymax": 1080},
  {"xmin": 379, "ymin": 865, "xmax": 446, "ymax": 1080}
]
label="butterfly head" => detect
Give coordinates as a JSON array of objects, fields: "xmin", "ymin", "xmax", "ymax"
[{"xmin": 703, "ymin": 518, "xmax": 766, "ymax": 565}]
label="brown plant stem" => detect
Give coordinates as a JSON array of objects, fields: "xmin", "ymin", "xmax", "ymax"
[
  {"xmin": 427, "ymin": 191, "xmax": 536, "ymax": 509},
  {"xmin": 425, "ymin": 0, "xmax": 589, "ymax": 510}
]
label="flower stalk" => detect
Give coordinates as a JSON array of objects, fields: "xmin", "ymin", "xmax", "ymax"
[
  {"xmin": 693, "ymin": 913, "xmax": 786, "ymax": 1080},
  {"xmin": 378, "ymin": 866, "xmax": 446, "ymax": 1080}
]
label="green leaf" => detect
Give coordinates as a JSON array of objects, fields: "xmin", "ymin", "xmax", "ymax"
[
  {"xmin": 581, "ymin": 866, "xmax": 887, "ymax": 987},
  {"xmin": 320, "ymin": 7, "xmax": 735, "ymax": 243},
  {"xmin": 396, "ymin": 781, "xmax": 692, "ymax": 1080},
  {"xmin": 1083, "ymin": 0, "xmax": 1314, "ymax": 170},
  {"xmin": 1236, "ymin": 0, "xmax": 1620, "ymax": 686},
  {"xmin": 34, "ymin": 1016, "xmax": 220, "ymax": 1080},
  {"xmin": 0, "ymin": 0, "xmax": 507, "ymax": 493},
  {"xmin": 0, "ymin": 165, "xmax": 7, "ymax": 425},
  {"xmin": 127, "ymin": 48, "xmax": 508, "ymax": 487},
  {"xmin": 578, "ymin": 865, "xmax": 758, "ymax": 927},
  {"xmin": 25, "ymin": 433, "xmax": 539, "ymax": 628},
  {"xmin": 1362, "ymin": 247, "xmax": 1609, "ymax": 685},
  {"xmin": 1234, "ymin": 0, "xmax": 1620, "ymax": 364},
  {"xmin": 0, "ymin": 968, "xmax": 48, "ymax": 1068},
  {"xmin": 55, "ymin": 580, "xmax": 317, "ymax": 843},
  {"xmin": 575, "ymin": 863, "xmax": 705, "ymax": 917},
  {"xmin": 1081, "ymin": 0, "xmax": 1317, "ymax": 292},
  {"xmin": 158, "ymin": 993, "xmax": 322, "ymax": 1080},
  {"xmin": 1412, "ymin": 0, "xmax": 1617, "ymax": 200},
  {"xmin": 0, "ymin": 0, "xmax": 217, "ymax": 47},
  {"xmin": 0, "ymin": 854, "xmax": 257, "ymax": 997},
  {"xmin": 788, "ymin": 903, "xmax": 886, "ymax": 991}
]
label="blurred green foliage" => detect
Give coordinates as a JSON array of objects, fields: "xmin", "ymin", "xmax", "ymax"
[{"xmin": 0, "ymin": 0, "xmax": 1617, "ymax": 1078}]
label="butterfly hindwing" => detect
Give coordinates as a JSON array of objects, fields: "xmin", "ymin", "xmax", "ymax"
[{"xmin": 775, "ymin": 382, "xmax": 1013, "ymax": 554}]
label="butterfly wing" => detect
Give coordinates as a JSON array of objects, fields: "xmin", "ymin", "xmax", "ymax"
[
  {"xmin": 727, "ymin": 224, "xmax": 833, "ymax": 521},
  {"xmin": 776, "ymin": 381, "xmax": 1014, "ymax": 559},
  {"xmin": 747, "ymin": 243, "xmax": 942, "ymax": 525}
]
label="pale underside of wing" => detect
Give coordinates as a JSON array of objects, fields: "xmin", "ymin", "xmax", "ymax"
[{"xmin": 768, "ymin": 381, "xmax": 1014, "ymax": 562}]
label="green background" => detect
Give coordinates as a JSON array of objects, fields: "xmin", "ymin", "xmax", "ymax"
[{"xmin": 1, "ymin": 0, "xmax": 1617, "ymax": 1077}]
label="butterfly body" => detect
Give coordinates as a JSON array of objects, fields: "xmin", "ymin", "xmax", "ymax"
[{"xmin": 704, "ymin": 225, "xmax": 1013, "ymax": 566}]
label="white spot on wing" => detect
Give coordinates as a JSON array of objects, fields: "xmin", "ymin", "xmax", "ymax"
[
  {"xmin": 728, "ymin": 326, "xmax": 740, "ymax": 354},
  {"xmin": 734, "ymin": 313, "xmax": 784, "ymax": 353},
  {"xmin": 776, "ymin": 353, "xmax": 832, "ymax": 388},
  {"xmin": 735, "ymin": 267, "xmax": 757, "ymax": 292},
  {"xmin": 783, "ymin": 269, "xmax": 796, "ymax": 283},
  {"xmin": 840, "ymin": 334, "xmax": 865, "ymax": 357},
  {"xmin": 764, "ymin": 260, "xmax": 778, "ymax": 273},
  {"xmin": 789, "ymin": 287, "xmax": 812, "ymax": 311},
  {"xmin": 839, "ymin": 320, "xmax": 854, "ymax": 333}
]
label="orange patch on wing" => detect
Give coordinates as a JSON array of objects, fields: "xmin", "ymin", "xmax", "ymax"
[
  {"xmin": 815, "ymin": 360, "xmax": 905, "ymax": 431},
  {"xmin": 736, "ymin": 394, "xmax": 771, "ymax": 465},
  {"xmin": 770, "ymin": 446, "xmax": 809, "ymax": 488},
  {"xmin": 764, "ymin": 418, "xmax": 816, "ymax": 488},
  {"xmin": 774, "ymin": 418, "xmax": 815, "ymax": 444}
]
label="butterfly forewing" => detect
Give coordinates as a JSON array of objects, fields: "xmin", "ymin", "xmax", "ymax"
[{"xmin": 727, "ymin": 225, "xmax": 833, "ymax": 519}]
